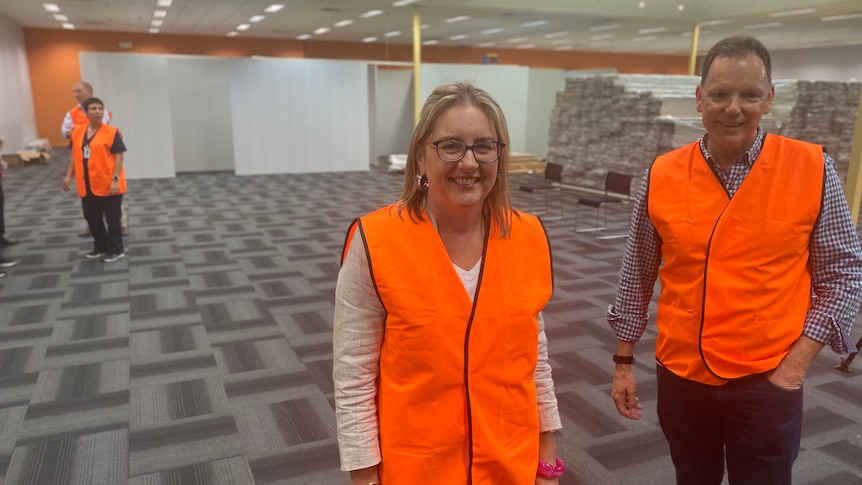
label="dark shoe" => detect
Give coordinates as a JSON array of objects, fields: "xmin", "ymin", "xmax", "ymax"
[
  {"xmin": 85, "ymin": 251, "xmax": 106, "ymax": 259},
  {"xmin": 122, "ymin": 226, "xmax": 130, "ymax": 237},
  {"xmin": 102, "ymin": 253, "xmax": 125, "ymax": 262},
  {"xmin": 0, "ymin": 258, "xmax": 19, "ymax": 268},
  {"xmin": 79, "ymin": 228, "xmax": 91, "ymax": 237},
  {"xmin": 0, "ymin": 237, "xmax": 17, "ymax": 246}
]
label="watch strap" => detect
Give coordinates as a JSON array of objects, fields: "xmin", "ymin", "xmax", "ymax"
[{"xmin": 613, "ymin": 354, "xmax": 635, "ymax": 364}]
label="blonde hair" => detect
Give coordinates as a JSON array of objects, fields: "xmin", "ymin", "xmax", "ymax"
[{"xmin": 397, "ymin": 82, "xmax": 514, "ymax": 237}]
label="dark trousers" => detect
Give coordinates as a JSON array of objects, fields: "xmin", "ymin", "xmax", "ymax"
[
  {"xmin": 0, "ymin": 184, "xmax": 5, "ymax": 235},
  {"xmin": 82, "ymin": 193, "xmax": 124, "ymax": 255},
  {"xmin": 656, "ymin": 364, "xmax": 803, "ymax": 485}
]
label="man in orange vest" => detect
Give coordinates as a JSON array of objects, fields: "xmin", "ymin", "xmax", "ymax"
[
  {"xmin": 61, "ymin": 81, "xmax": 128, "ymax": 237},
  {"xmin": 62, "ymin": 97, "xmax": 127, "ymax": 263},
  {"xmin": 608, "ymin": 35, "xmax": 862, "ymax": 484}
]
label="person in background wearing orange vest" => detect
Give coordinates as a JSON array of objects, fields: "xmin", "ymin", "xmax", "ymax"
[
  {"xmin": 608, "ymin": 35, "xmax": 862, "ymax": 485},
  {"xmin": 61, "ymin": 80, "xmax": 129, "ymax": 237},
  {"xmin": 0, "ymin": 136, "xmax": 20, "ymax": 278},
  {"xmin": 62, "ymin": 97, "xmax": 127, "ymax": 263},
  {"xmin": 333, "ymin": 82, "xmax": 564, "ymax": 485}
]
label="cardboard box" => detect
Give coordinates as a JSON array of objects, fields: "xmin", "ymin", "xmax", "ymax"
[{"xmin": 1, "ymin": 153, "xmax": 22, "ymax": 168}]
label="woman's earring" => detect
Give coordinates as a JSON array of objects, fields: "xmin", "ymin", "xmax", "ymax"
[{"xmin": 416, "ymin": 173, "xmax": 429, "ymax": 191}]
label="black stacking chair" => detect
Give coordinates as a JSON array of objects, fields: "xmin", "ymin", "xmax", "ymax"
[
  {"xmin": 574, "ymin": 171, "xmax": 633, "ymax": 238},
  {"xmin": 518, "ymin": 162, "xmax": 564, "ymax": 219}
]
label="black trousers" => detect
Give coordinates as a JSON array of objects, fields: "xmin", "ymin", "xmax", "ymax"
[
  {"xmin": 0, "ymin": 184, "xmax": 5, "ymax": 235},
  {"xmin": 82, "ymin": 193, "xmax": 124, "ymax": 255}
]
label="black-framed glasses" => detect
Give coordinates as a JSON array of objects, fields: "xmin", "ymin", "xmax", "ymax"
[{"xmin": 427, "ymin": 139, "xmax": 505, "ymax": 163}]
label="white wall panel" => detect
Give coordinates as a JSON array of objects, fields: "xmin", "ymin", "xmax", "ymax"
[
  {"xmin": 526, "ymin": 69, "xmax": 564, "ymax": 160},
  {"xmin": 80, "ymin": 52, "xmax": 175, "ymax": 179},
  {"xmin": 373, "ymin": 68, "xmax": 414, "ymax": 157},
  {"xmin": 229, "ymin": 58, "xmax": 370, "ymax": 175},
  {"xmin": 772, "ymin": 45, "xmax": 862, "ymax": 82},
  {"xmin": 0, "ymin": 14, "xmax": 37, "ymax": 152},
  {"xmin": 166, "ymin": 58, "xmax": 234, "ymax": 173},
  {"xmin": 420, "ymin": 65, "xmax": 531, "ymax": 153}
]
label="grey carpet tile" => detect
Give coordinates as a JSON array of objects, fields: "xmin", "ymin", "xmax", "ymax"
[
  {"xmin": 127, "ymin": 414, "xmax": 245, "ymax": 477},
  {"xmin": 130, "ymin": 325, "xmax": 211, "ymax": 359},
  {"xmin": 3, "ymin": 428, "xmax": 128, "ymax": 485},
  {"xmin": 233, "ymin": 394, "xmax": 336, "ymax": 456},
  {"xmin": 130, "ymin": 377, "xmax": 230, "ymax": 429},
  {"xmin": 127, "ymin": 456, "xmax": 255, "ymax": 485},
  {"xmin": 1, "ymin": 158, "xmax": 862, "ymax": 483},
  {"xmin": 31, "ymin": 359, "xmax": 129, "ymax": 404}
]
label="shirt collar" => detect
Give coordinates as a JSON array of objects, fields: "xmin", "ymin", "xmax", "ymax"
[{"xmin": 699, "ymin": 126, "xmax": 765, "ymax": 169}]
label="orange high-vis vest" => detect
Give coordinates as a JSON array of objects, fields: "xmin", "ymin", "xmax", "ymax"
[
  {"xmin": 71, "ymin": 124, "xmax": 126, "ymax": 198},
  {"xmin": 648, "ymin": 135, "xmax": 824, "ymax": 385},
  {"xmin": 343, "ymin": 205, "xmax": 553, "ymax": 484}
]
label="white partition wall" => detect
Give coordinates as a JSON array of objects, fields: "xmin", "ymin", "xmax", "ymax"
[
  {"xmin": 373, "ymin": 68, "xmax": 414, "ymax": 158},
  {"xmin": 526, "ymin": 69, "xmax": 564, "ymax": 160},
  {"xmin": 229, "ymin": 58, "xmax": 371, "ymax": 175},
  {"xmin": 420, "ymin": 65, "xmax": 531, "ymax": 153},
  {"xmin": 80, "ymin": 52, "xmax": 176, "ymax": 179},
  {"xmin": 0, "ymin": 14, "xmax": 37, "ymax": 152}
]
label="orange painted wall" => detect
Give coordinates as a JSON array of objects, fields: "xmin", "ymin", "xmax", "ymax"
[{"xmin": 24, "ymin": 28, "xmax": 689, "ymax": 146}]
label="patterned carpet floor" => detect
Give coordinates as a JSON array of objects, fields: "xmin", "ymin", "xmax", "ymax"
[{"xmin": 0, "ymin": 153, "xmax": 860, "ymax": 484}]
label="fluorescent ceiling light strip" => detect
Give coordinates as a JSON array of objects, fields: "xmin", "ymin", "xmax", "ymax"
[
  {"xmin": 743, "ymin": 22, "xmax": 781, "ymax": 29},
  {"xmin": 53, "ymin": 14, "xmax": 68, "ymax": 21},
  {"xmin": 151, "ymin": 19, "xmax": 163, "ymax": 26},
  {"xmin": 334, "ymin": 20, "xmax": 353, "ymax": 27},
  {"xmin": 482, "ymin": 28, "xmax": 503, "ymax": 34},
  {"xmin": 42, "ymin": 3, "xmax": 60, "ymax": 13},
  {"xmin": 450, "ymin": 34, "xmax": 467, "ymax": 40},
  {"xmin": 156, "ymin": 0, "xmax": 173, "ymax": 6},
  {"xmin": 445, "ymin": 15, "xmax": 470, "ymax": 23},
  {"xmin": 590, "ymin": 23, "xmax": 618, "ymax": 31},
  {"xmin": 522, "ymin": 20, "xmax": 548, "ymax": 27},
  {"xmin": 154, "ymin": 10, "xmax": 167, "ymax": 18},
  {"xmin": 545, "ymin": 31, "xmax": 569, "ymax": 38},
  {"xmin": 422, "ymin": 39, "xmax": 439, "ymax": 45},
  {"xmin": 298, "ymin": 34, "xmax": 311, "ymax": 40},
  {"xmin": 384, "ymin": 31, "xmax": 401, "ymax": 37},
  {"xmin": 250, "ymin": 15, "xmax": 265, "ymax": 22},
  {"xmin": 638, "ymin": 27, "xmax": 667, "ymax": 34},
  {"xmin": 700, "ymin": 19, "xmax": 734, "ymax": 26},
  {"xmin": 821, "ymin": 12, "xmax": 862, "ymax": 21},
  {"xmin": 508, "ymin": 37, "xmax": 528, "ymax": 43},
  {"xmin": 149, "ymin": 28, "xmax": 160, "ymax": 33},
  {"xmin": 478, "ymin": 42, "xmax": 495, "ymax": 47},
  {"xmin": 264, "ymin": 4, "xmax": 284, "ymax": 13},
  {"xmin": 236, "ymin": 24, "xmax": 250, "ymax": 30},
  {"xmin": 227, "ymin": 31, "xmax": 238, "ymax": 37},
  {"xmin": 393, "ymin": 0, "xmax": 419, "ymax": 6},
  {"xmin": 362, "ymin": 36, "xmax": 378, "ymax": 42},
  {"xmin": 770, "ymin": 8, "xmax": 815, "ymax": 17},
  {"xmin": 62, "ymin": 22, "xmax": 75, "ymax": 29},
  {"xmin": 314, "ymin": 27, "xmax": 330, "ymax": 34},
  {"xmin": 361, "ymin": 10, "xmax": 383, "ymax": 18}
]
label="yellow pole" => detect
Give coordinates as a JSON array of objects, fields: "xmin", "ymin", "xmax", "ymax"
[
  {"xmin": 413, "ymin": 5, "xmax": 422, "ymax": 125},
  {"xmin": 688, "ymin": 22, "xmax": 700, "ymax": 76},
  {"xmin": 844, "ymin": 87, "xmax": 862, "ymax": 225}
]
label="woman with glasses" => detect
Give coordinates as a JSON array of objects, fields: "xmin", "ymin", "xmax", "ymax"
[{"xmin": 333, "ymin": 82, "xmax": 564, "ymax": 485}]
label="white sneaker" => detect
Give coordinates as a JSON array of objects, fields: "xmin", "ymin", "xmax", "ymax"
[{"xmin": 102, "ymin": 253, "xmax": 125, "ymax": 263}]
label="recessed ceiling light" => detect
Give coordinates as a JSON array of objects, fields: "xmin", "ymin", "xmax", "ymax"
[
  {"xmin": 227, "ymin": 31, "xmax": 238, "ymax": 37},
  {"xmin": 334, "ymin": 19, "xmax": 353, "ymax": 27},
  {"xmin": 384, "ymin": 30, "xmax": 401, "ymax": 37},
  {"xmin": 638, "ymin": 27, "xmax": 667, "ymax": 34},
  {"xmin": 482, "ymin": 28, "xmax": 503, "ymax": 35},
  {"xmin": 151, "ymin": 19, "xmax": 163, "ymax": 26},
  {"xmin": 53, "ymin": 14, "xmax": 68, "ymax": 21},
  {"xmin": 677, "ymin": 4, "xmax": 684, "ymax": 11},
  {"xmin": 297, "ymin": 34, "xmax": 311, "ymax": 40},
  {"xmin": 42, "ymin": 3, "xmax": 60, "ymax": 13},
  {"xmin": 638, "ymin": 1, "xmax": 645, "ymax": 7},
  {"xmin": 545, "ymin": 31, "xmax": 569, "ymax": 38},
  {"xmin": 360, "ymin": 10, "xmax": 383, "ymax": 18},
  {"xmin": 156, "ymin": 0, "xmax": 173, "ymax": 6},
  {"xmin": 522, "ymin": 20, "xmax": 548, "ymax": 28},
  {"xmin": 393, "ymin": 0, "xmax": 419, "ymax": 6},
  {"xmin": 444, "ymin": 15, "xmax": 470, "ymax": 23},
  {"xmin": 236, "ymin": 24, "xmax": 250, "ymax": 30},
  {"xmin": 362, "ymin": 36, "xmax": 378, "ymax": 42},
  {"xmin": 450, "ymin": 34, "xmax": 468, "ymax": 40},
  {"xmin": 422, "ymin": 39, "xmax": 439, "ymax": 45},
  {"xmin": 770, "ymin": 8, "xmax": 815, "ymax": 17},
  {"xmin": 744, "ymin": 22, "xmax": 781, "ymax": 29},
  {"xmin": 61, "ymin": 22, "xmax": 75, "ymax": 29},
  {"xmin": 590, "ymin": 24, "xmax": 619, "ymax": 31},
  {"xmin": 154, "ymin": 10, "xmax": 167, "ymax": 18},
  {"xmin": 822, "ymin": 13, "xmax": 862, "ymax": 21},
  {"xmin": 516, "ymin": 43, "xmax": 535, "ymax": 49},
  {"xmin": 314, "ymin": 27, "xmax": 330, "ymax": 34},
  {"xmin": 149, "ymin": 28, "xmax": 160, "ymax": 34},
  {"xmin": 250, "ymin": 15, "xmax": 266, "ymax": 22},
  {"xmin": 264, "ymin": 4, "xmax": 284, "ymax": 13}
]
